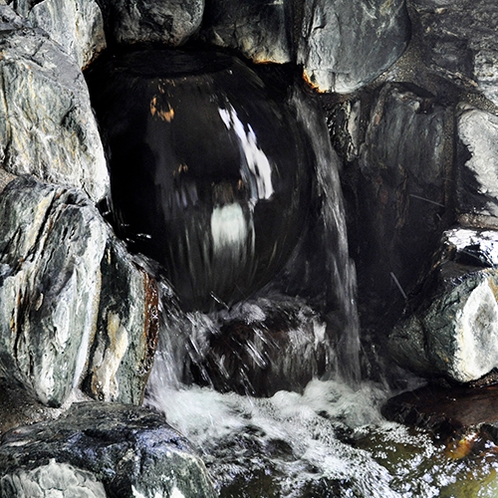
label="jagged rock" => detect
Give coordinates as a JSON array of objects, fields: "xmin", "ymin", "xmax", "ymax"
[
  {"xmin": 389, "ymin": 228, "xmax": 498, "ymax": 383},
  {"xmin": 98, "ymin": 0, "xmax": 204, "ymax": 46},
  {"xmin": 456, "ymin": 105, "xmax": 498, "ymax": 227},
  {"xmin": 410, "ymin": 0, "xmax": 498, "ymax": 107},
  {"xmin": 0, "ymin": 177, "xmax": 160, "ymax": 408},
  {"xmin": 10, "ymin": 0, "xmax": 106, "ymax": 68},
  {"xmin": 351, "ymin": 83, "xmax": 450, "ymax": 331},
  {"xmin": 0, "ymin": 402, "xmax": 216, "ymax": 498},
  {"xmin": 297, "ymin": 0, "xmax": 410, "ymax": 93},
  {"xmin": 200, "ymin": 0, "xmax": 292, "ymax": 63},
  {"xmin": 0, "ymin": 6, "xmax": 108, "ymax": 202},
  {"xmin": 0, "ymin": 177, "xmax": 107, "ymax": 407},
  {"xmin": 83, "ymin": 240, "xmax": 159, "ymax": 405}
]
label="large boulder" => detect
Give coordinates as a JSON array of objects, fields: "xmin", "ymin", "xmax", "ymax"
[
  {"xmin": 9, "ymin": 0, "xmax": 106, "ymax": 68},
  {"xmin": 0, "ymin": 6, "xmax": 108, "ymax": 202},
  {"xmin": 0, "ymin": 177, "xmax": 160, "ymax": 408},
  {"xmin": 297, "ymin": 0, "xmax": 410, "ymax": 93},
  {"xmin": 97, "ymin": 0, "xmax": 204, "ymax": 46},
  {"xmin": 410, "ymin": 0, "xmax": 498, "ymax": 107},
  {"xmin": 0, "ymin": 402, "xmax": 216, "ymax": 498},
  {"xmin": 389, "ymin": 228, "xmax": 498, "ymax": 384},
  {"xmin": 200, "ymin": 0, "xmax": 292, "ymax": 63},
  {"xmin": 0, "ymin": 177, "xmax": 107, "ymax": 407}
]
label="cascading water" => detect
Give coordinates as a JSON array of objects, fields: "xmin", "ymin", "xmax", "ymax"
[{"xmin": 87, "ymin": 49, "xmax": 498, "ymax": 497}]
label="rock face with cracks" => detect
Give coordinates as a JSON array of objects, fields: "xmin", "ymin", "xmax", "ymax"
[
  {"xmin": 0, "ymin": 177, "xmax": 160, "ymax": 408},
  {"xmin": 0, "ymin": 6, "xmax": 109, "ymax": 202}
]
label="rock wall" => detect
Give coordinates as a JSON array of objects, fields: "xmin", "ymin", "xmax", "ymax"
[{"xmin": 1, "ymin": 0, "xmax": 498, "ymax": 492}]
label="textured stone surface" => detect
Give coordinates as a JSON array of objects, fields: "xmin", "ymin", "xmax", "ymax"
[
  {"xmin": 351, "ymin": 83, "xmax": 450, "ymax": 331},
  {"xmin": 201, "ymin": 0, "xmax": 292, "ymax": 63},
  {"xmin": 297, "ymin": 0, "xmax": 410, "ymax": 93},
  {"xmin": 456, "ymin": 105, "xmax": 498, "ymax": 226},
  {"xmin": 390, "ymin": 228, "xmax": 498, "ymax": 383},
  {"xmin": 410, "ymin": 0, "xmax": 498, "ymax": 107},
  {"xmin": 0, "ymin": 460, "xmax": 107, "ymax": 498},
  {"xmin": 0, "ymin": 177, "xmax": 107, "ymax": 407},
  {"xmin": 11, "ymin": 0, "xmax": 106, "ymax": 68},
  {"xmin": 83, "ymin": 240, "xmax": 159, "ymax": 405},
  {"xmin": 0, "ymin": 402, "xmax": 216, "ymax": 498},
  {"xmin": 98, "ymin": 0, "xmax": 204, "ymax": 46},
  {"xmin": 0, "ymin": 6, "xmax": 108, "ymax": 202}
]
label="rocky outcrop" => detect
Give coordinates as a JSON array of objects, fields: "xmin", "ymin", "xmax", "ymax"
[
  {"xmin": 98, "ymin": 0, "xmax": 204, "ymax": 46},
  {"xmin": 0, "ymin": 177, "xmax": 107, "ymax": 407},
  {"xmin": 0, "ymin": 177, "xmax": 159, "ymax": 408},
  {"xmin": 297, "ymin": 0, "xmax": 410, "ymax": 93},
  {"xmin": 0, "ymin": 6, "xmax": 108, "ymax": 202},
  {"xmin": 349, "ymin": 83, "xmax": 451, "ymax": 330},
  {"xmin": 9, "ymin": 0, "xmax": 106, "ymax": 68},
  {"xmin": 0, "ymin": 402, "xmax": 216, "ymax": 498},
  {"xmin": 200, "ymin": 0, "xmax": 292, "ymax": 63},
  {"xmin": 389, "ymin": 228, "xmax": 498, "ymax": 384},
  {"xmin": 410, "ymin": 0, "xmax": 498, "ymax": 107},
  {"xmin": 456, "ymin": 105, "xmax": 498, "ymax": 227}
]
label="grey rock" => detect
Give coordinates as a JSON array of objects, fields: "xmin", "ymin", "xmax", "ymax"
[
  {"xmin": 410, "ymin": 0, "xmax": 498, "ymax": 107},
  {"xmin": 456, "ymin": 105, "xmax": 498, "ymax": 227},
  {"xmin": 0, "ymin": 402, "xmax": 216, "ymax": 498},
  {"xmin": 297, "ymin": 0, "xmax": 410, "ymax": 93},
  {"xmin": 390, "ymin": 228, "xmax": 498, "ymax": 383},
  {"xmin": 83, "ymin": 240, "xmax": 159, "ymax": 405},
  {"xmin": 350, "ymin": 83, "xmax": 450, "ymax": 329},
  {"xmin": 1, "ymin": 460, "xmax": 107, "ymax": 498},
  {"xmin": 201, "ymin": 0, "xmax": 292, "ymax": 63},
  {"xmin": 11, "ymin": 0, "xmax": 106, "ymax": 68},
  {"xmin": 99, "ymin": 0, "xmax": 204, "ymax": 46},
  {"xmin": 0, "ymin": 6, "xmax": 109, "ymax": 202},
  {"xmin": 0, "ymin": 177, "xmax": 107, "ymax": 407}
]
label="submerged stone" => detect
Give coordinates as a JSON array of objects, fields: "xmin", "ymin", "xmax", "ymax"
[
  {"xmin": 389, "ymin": 228, "xmax": 498, "ymax": 384},
  {"xmin": 297, "ymin": 0, "xmax": 410, "ymax": 93},
  {"xmin": 0, "ymin": 402, "xmax": 216, "ymax": 498},
  {"xmin": 86, "ymin": 49, "xmax": 311, "ymax": 311}
]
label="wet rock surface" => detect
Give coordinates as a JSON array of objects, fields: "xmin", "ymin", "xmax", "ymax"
[
  {"xmin": 389, "ymin": 228, "xmax": 498, "ymax": 384},
  {"xmin": 410, "ymin": 0, "xmax": 498, "ymax": 107},
  {"xmin": 347, "ymin": 83, "xmax": 452, "ymax": 336},
  {"xmin": 9, "ymin": 0, "xmax": 106, "ymax": 68},
  {"xmin": 98, "ymin": 0, "xmax": 204, "ymax": 46},
  {"xmin": 200, "ymin": 0, "xmax": 292, "ymax": 63},
  {"xmin": 0, "ymin": 6, "xmax": 108, "ymax": 202},
  {"xmin": 297, "ymin": 0, "xmax": 410, "ymax": 93},
  {"xmin": 0, "ymin": 402, "xmax": 216, "ymax": 498}
]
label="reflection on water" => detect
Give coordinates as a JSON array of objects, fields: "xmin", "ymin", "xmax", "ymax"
[{"xmin": 146, "ymin": 373, "xmax": 498, "ymax": 497}]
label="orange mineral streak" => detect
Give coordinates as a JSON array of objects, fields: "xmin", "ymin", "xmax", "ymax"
[
  {"xmin": 302, "ymin": 69, "xmax": 326, "ymax": 94},
  {"xmin": 150, "ymin": 95, "xmax": 175, "ymax": 122}
]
